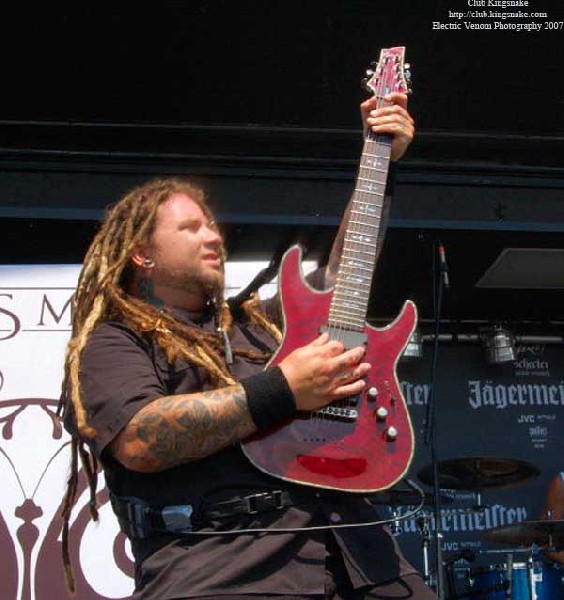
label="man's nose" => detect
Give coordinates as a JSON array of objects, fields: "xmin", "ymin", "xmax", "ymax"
[{"xmin": 205, "ymin": 226, "xmax": 222, "ymax": 245}]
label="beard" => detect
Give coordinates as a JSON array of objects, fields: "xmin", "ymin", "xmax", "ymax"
[{"xmin": 154, "ymin": 263, "xmax": 225, "ymax": 301}]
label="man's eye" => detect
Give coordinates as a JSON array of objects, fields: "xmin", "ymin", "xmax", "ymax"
[{"xmin": 180, "ymin": 221, "xmax": 198, "ymax": 231}]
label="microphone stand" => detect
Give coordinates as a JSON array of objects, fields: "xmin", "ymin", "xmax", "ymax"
[{"xmin": 423, "ymin": 240, "xmax": 449, "ymax": 599}]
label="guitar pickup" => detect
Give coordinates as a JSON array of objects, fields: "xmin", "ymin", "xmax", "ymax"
[{"xmin": 319, "ymin": 326, "xmax": 367, "ymax": 350}]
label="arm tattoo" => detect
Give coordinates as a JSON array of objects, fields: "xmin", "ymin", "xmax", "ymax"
[{"xmin": 115, "ymin": 384, "xmax": 256, "ymax": 471}]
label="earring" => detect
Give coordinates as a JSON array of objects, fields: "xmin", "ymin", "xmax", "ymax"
[{"xmin": 143, "ymin": 258, "xmax": 155, "ymax": 268}]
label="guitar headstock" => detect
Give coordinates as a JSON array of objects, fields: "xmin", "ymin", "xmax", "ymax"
[{"xmin": 362, "ymin": 46, "xmax": 412, "ymax": 99}]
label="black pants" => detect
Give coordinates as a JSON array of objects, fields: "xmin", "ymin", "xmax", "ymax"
[
  {"xmin": 200, "ymin": 539, "xmax": 438, "ymax": 599},
  {"xmin": 204, "ymin": 572, "xmax": 437, "ymax": 599}
]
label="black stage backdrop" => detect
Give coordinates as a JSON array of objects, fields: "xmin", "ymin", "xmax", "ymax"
[{"xmin": 393, "ymin": 341, "xmax": 564, "ymax": 592}]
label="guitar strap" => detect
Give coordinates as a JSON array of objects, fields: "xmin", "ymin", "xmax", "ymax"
[{"xmin": 227, "ymin": 232, "xmax": 296, "ymax": 313}]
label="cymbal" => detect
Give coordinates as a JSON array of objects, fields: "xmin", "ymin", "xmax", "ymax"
[
  {"xmin": 417, "ymin": 457, "xmax": 540, "ymax": 491},
  {"xmin": 482, "ymin": 520, "xmax": 564, "ymax": 547},
  {"xmin": 368, "ymin": 488, "xmax": 455, "ymax": 506}
]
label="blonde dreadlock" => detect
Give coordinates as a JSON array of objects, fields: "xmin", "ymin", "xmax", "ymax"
[{"xmin": 57, "ymin": 176, "xmax": 281, "ymax": 593}]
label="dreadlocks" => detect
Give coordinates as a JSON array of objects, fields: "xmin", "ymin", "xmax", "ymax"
[{"xmin": 57, "ymin": 176, "xmax": 282, "ymax": 593}]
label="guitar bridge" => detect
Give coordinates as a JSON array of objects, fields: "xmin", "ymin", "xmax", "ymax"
[{"xmin": 313, "ymin": 405, "xmax": 358, "ymax": 421}]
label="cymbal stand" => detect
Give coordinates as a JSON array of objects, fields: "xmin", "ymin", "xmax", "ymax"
[
  {"xmin": 417, "ymin": 514, "xmax": 434, "ymax": 587},
  {"xmin": 472, "ymin": 491, "xmax": 484, "ymax": 510},
  {"xmin": 423, "ymin": 240, "xmax": 449, "ymax": 599},
  {"xmin": 471, "ymin": 491, "xmax": 489, "ymax": 530},
  {"xmin": 389, "ymin": 505, "xmax": 401, "ymax": 536},
  {"xmin": 505, "ymin": 551, "xmax": 513, "ymax": 600},
  {"xmin": 527, "ymin": 545, "xmax": 541, "ymax": 600}
]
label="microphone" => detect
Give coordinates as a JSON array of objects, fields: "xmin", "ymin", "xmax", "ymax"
[{"xmin": 438, "ymin": 243, "xmax": 450, "ymax": 290}]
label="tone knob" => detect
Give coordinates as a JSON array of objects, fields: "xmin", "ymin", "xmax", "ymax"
[
  {"xmin": 367, "ymin": 387, "xmax": 378, "ymax": 399},
  {"xmin": 385, "ymin": 426, "xmax": 398, "ymax": 442},
  {"xmin": 375, "ymin": 407, "xmax": 388, "ymax": 421}
]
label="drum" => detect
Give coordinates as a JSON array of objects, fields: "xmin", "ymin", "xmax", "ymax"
[{"xmin": 467, "ymin": 561, "xmax": 564, "ymax": 599}]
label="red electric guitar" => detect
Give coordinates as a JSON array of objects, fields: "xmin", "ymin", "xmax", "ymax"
[{"xmin": 242, "ymin": 47, "xmax": 417, "ymax": 493}]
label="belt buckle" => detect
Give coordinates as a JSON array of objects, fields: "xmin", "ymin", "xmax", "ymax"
[
  {"xmin": 244, "ymin": 490, "xmax": 284, "ymax": 514},
  {"xmin": 244, "ymin": 492, "xmax": 268, "ymax": 515},
  {"xmin": 271, "ymin": 489, "xmax": 284, "ymax": 510},
  {"xmin": 161, "ymin": 504, "xmax": 193, "ymax": 532}
]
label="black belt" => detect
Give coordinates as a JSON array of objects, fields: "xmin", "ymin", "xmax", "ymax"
[{"xmin": 110, "ymin": 490, "xmax": 300, "ymax": 539}]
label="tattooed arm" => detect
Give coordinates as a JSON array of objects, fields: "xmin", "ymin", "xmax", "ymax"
[
  {"xmin": 110, "ymin": 384, "xmax": 255, "ymax": 472},
  {"xmin": 109, "ymin": 334, "xmax": 369, "ymax": 472}
]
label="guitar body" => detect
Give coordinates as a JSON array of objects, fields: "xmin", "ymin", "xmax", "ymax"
[
  {"xmin": 241, "ymin": 246, "xmax": 417, "ymax": 492},
  {"xmin": 242, "ymin": 47, "xmax": 415, "ymax": 492}
]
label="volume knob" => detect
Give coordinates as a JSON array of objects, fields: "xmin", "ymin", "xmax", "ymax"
[
  {"xmin": 386, "ymin": 426, "xmax": 398, "ymax": 442},
  {"xmin": 376, "ymin": 407, "xmax": 389, "ymax": 421}
]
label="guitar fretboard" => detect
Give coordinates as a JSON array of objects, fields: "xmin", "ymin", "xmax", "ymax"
[{"xmin": 327, "ymin": 133, "xmax": 391, "ymax": 332}]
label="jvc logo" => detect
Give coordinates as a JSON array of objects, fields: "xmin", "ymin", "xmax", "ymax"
[{"xmin": 518, "ymin": 414, "xmax": 535, "ymax": 424}]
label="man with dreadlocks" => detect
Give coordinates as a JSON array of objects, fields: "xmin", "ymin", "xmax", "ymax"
[{"xmin": 59, "ymin": 92, "xmax": 437, "ymax": 600}]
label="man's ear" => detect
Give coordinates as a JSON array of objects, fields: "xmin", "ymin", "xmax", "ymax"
[{"xmin": 131, "ymin": 246, "xmax": 154, "ymax": 269}]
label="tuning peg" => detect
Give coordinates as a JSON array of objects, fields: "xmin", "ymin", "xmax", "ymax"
[{"xmin": 404, "ymin": 65, "xmax": 413, "ymax": 94}]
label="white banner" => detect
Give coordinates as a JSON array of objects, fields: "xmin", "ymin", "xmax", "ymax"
[{"xmin": 0, "ymin": 260, "xmax": 316, "ymax": 600}]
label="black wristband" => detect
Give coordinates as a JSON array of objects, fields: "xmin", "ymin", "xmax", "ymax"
[{"xmin": 241, "ymin": 366, "xmax": 297, "ymax": 431}]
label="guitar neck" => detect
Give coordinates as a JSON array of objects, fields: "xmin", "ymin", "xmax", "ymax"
[{"xmin": 327, "ymin": 131, "xmax": 391, "ymax": 332}]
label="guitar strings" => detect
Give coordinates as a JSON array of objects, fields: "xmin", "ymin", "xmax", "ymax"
[{"xmin": 318, "ymin": 53, "xmax": 396, "ymax": 441}]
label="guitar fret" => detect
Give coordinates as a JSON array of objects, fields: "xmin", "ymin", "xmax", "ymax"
[
  {"xmin": 340, "ymin": 270, "xmax": 372, "ymax": 279},
  {"xmin": 328, "ymin": 311, "xmax": 365, "ymax": 327},
  {"xmin": 333, "ymin": 287, "xmax": 370, "ymax": 299},
  {"xmin": 333, "ymin": 298, "xmax": 369, "ymax": 311},
  {"xmin": 333, "ymin": 299, "xmax": 370, "ymax": 309},
  {"xmin": 345, "ymin": 236, "xmax": 375, "ymax": 245},
  {"xmin": 344, "ymin": 238, "xmax": 377, "ymax": 250},
  {"xmin": 339, "ymin": 276, "xmax": 371, "ymax": 288},
  {"xmin": 343, "ymin": 249, "xmax": 377, "ymax": 260},
  {"xmin": 352, "ymin": 201, "xmax": 383, "ymax": 211},
  {"xmin": 347, "ymin": 219, "xmax": 379, "ymax": 228},
  {"xmin": 339, "ymin": 277, "xmax": 371, "ymax": 285},
  {"xmin": 330, "ymin": 302, "xmax": 366, "ymax": 314},
  {"xmin": 346, "ymin": 231, "xmax": 375, "ymax": 239},
  {"xmin": 358, "ymin": 176, "xmax": 385, "ymax": 183},
  {"xmin": 359, "ymin": 165, "xmax": 387, "ymax": 173},
  {"xmin": 329, "ymin": 304, "xmax": 366, "ymax": 317},
  {"xmin": 339, "ymin": 282, "xmax": 371, "ymax": 292},
  {"xmin": 353, "ymin": 188, "xmax": 384, "ymax": 197},
  {"xmin": 333, "ymin": 288, "xmax": 368, "ymax": 299},
  {"xmin": 362, "ymin": 153, "xmax": 389, "ymax": 170},
  {"xmin": 340, "ymin": 257, "xmax": 373, "ymax": 268}
]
